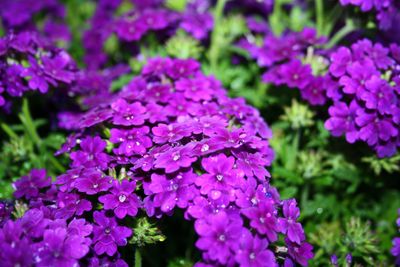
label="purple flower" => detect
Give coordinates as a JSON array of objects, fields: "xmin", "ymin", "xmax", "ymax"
[
  {"xmin": 42, "ymin": 52, "xmax": 75, "ymax": 84},
  {"xmin": 166, "ymin": 58, "xmax": 200, "ymax": 79},
  {"xmin": 339, "ymin": 61, "xmax": 378, "ymax": 95},
  {"xmin": 99, "ymin": 180, "xmax": 141, "ymax": 219},
  {"xmin": 278, "ymin": 199, "xmax": 305, "ymax": 244},
  {"xmin": 146, "ymin": 170, "xmax": 197, "ymax": 213},
  {"xmin": 180, "ymin": 12, "xmax": 213, "ymax": 40},
  {"xmin": 235, "ymin": 230, "xmax": 277, "ymax": 267},
  {"xmin": 36, "ymin": 227, "xmax": 90, "ymax": 267},
  {"xmin": 235, "ymin": 178, "xmax": 269, "ymax": 208},
  {"xmin": 13, "ymin": 169, "xmax": 51, "ymax": 199},
  {"xmin": 22, "ymin": 56, "xmax": 53, "ymax": 93},
  {"xmin": 325, "ymin": 100, "xmax": 360, "ymax": 143},
  {"xmin": 111, "ymin": 99, "xmax": 148, "ymax": 126},
  {"xmin": 92, "ymin": 211, "xmax": 132, "ymax": 256},
  {"xmin": 70, "ymin": 136, "xmax": 110, "ymax": 170},
  {"xmin": 196, "ymin": 153, "xmax": 243, "ymax": 195},
  {"xmin": 392, "ymin": 237, "xmax": 400, "ymax": 265},
  {"xmin": 361, "ymin": 76, "xmax": 396, "ymax": 114},
  {"xmin": 55, "ymin": 168, "xmax": 84, "ymax": 192},
  {"xmin": 154, "ymin": 145, "xmax": 197, "ymax": 173},
  {"xmin": 300, "ymin": 77, "xmax": 327, "ymax": 106},
  {"xmin": 279, "ymin": 60, "xmax": 313, "ymax": 89},
  {"xmin": 329, "ymin": 47, "xmax": 352, "ymax": 77},
  {"xmin": 286, "ymin": 239, "xmax": 314, "ymax": 267},
  {"xmin": 242, "ymin": 200, "xmax": 279, "ymax": 242},
  {"xmin": 175, "ymin": 75, "xmax": 215, "ymax": 101},
  {"xmin": 356, "ymin": 110, "xmax": 398, "ymax": 146},
  {"xmin": 195, "ymin": 212, "xmax": 243, "ymax": 265},
  {"xmin": 152, "ymin": 123, "xmax": 192, "ymax": 144},
  {"xmin": 110, "ymin": 127, "xmax": 153, "ymax": 156},
  {"xmin": 74, "ymin": 169, "xmax": 112, "ymax": 195},
  {"xmin": 55, "ymin": 192, "xmax": 92, "ymax": 219},
  {"xmin": 234, "ymin": 151, "xmax": 271, "ymax": 180}
]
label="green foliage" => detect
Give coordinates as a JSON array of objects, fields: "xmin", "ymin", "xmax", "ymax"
[
  {"xmin": 167, "ymin": 259, "xmax": 193, "ymax": 267},
  {"xmin": 281, "ymin": 99, "xmax": 315, "ymax": 129},
  {"xmin": 166, "ymin": 31, "xmax": 203, "ymax": 59},
  {"xmin": 310, "ymin": 218, "xmax": 382, "ymax": 266},
  {"xmin": 362, "ymin": 155, "xmax": 400, "ymax": 175},
  {"xmin": 165, "ymin": 0, "xmax": 188, "ymax": 12},
  {"xmin": 129, "ymin": 217, "xmax": 166, "ymax": 247},
  {"xmin": 0, "ymin": 99, "xmax": 66, "ymax": 198}
]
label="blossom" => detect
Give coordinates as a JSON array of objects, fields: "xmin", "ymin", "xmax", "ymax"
[
  {"xmin": 99, "ymin": 180, "xmax": 141, "ymax": 219},
  {"xmin": 36, "ymin": 227, "xmax": 90, "ymax": 267},
  {"xmin": 361, "ymin": 76, "xmax": 395, "ymax": 114},
  {"xmin": 74, "ymin": 169, "xmax": 112, "ymax": 195},
  {"xmin": 92, "ymin": 211, "xmax": 132, "ymax": 256},
  {"xmin": 145, "ymin": 170, "xmax": 197, "ymax": 213},
  {"xmin": 242, "ymin": 200, "xmax": 279, "ymax": 242},
  {"xmin": 286, "ymin": 239, "xmax": 314, "ymax": 267},
  {"xmin": 196, "ymin": 153, "xmax": 243, "ymax": 195},
  {"xmin": 70, "ymin": 136, "xmax": 110, "ymax": 169},
  {"xmin": 195, "ymin": 212, "xmax": 243, "ymax": 265},
  {"xmin": 235, "ymin": 230, "xmax": 277, "ymax": 267},
  {"xmin": 13, "ymin": 169, "xmax": 51, "ymax": 199},
  {"xmin": 279, "ymin": 200, "xmax": 305, "ymax": 244},
  {"xmin": 324, "ymin": 101, "xmax": 360, "ymax": 143},
  {"xmin": 110, "ymin": 127, "xmax": 152, "ymax": 156},
  {"xmin": 111, "ymin": 99, "xmax": 148, "ymax": 126},
  {"xmin": 154, "ymin": 145, "xmax": 197, "ymax": 173}
]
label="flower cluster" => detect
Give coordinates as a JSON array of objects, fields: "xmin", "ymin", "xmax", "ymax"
[
  {"xmin": 392, "ymin": 209, "xmax": 400, "ymax": 266},
  {"xmin": 339, "ymin": 0, "xmax": 399, "ymax": 30},
  {"xmin": 0, "ymin": 31, "xmax": 77, "ymax": 108},
  {"xmin": 0, "ymin": 0, "xmax": 71, "ymax": 44},
  {"xmin": 240, "ymin": 27, "xmax": 332, "ymax": 106},
  {"xmin": 0, "ymin": 58, "xmax": 313, "ymax": 266},
  {"xmin": 83, "ymin": 0, "xmax": 213, "ymax": 70},
  {"xmin": 242, "ymin": 27, "xmax": 400, "ymax": 157},
  {"xmin": 325, "ymin": 39, "xmax": 400, "ymax": 157}
]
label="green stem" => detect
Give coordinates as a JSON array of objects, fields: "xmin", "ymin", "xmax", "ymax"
[
  {"xmin": 135, "ymin": 248, "xmax": 142, "ymax": 267},
  {"xmin": 208, "ymin": 0, "xmax": 228, "ymax": 73},
  {"xmin": 315, "ymin": 0, "xmax": 324, "ymax": 36},
  {"xmin": 269, "ymin": 0, "xmax": 284, "ymax": 36},
  {"xmin": 325, "ymin": 19, "xmax": 356, "ymax": 49}
]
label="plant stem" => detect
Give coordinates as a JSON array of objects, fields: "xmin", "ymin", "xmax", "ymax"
[
  {"xmin": 325, "ymin": 19, "xmax": 356, "ymax": 48},
  {"xmin": 315, "ymin": 0, "xmax": 324, "ymax": 36},
  {"xmin": 208, "ymin": 0, "xmax": 228, "ymax": 73},
  {"xmin": 135, "ymin": 248, "xmax": 142, "ymax": 267}
]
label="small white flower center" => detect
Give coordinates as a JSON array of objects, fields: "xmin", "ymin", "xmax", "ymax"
[{"xmin": 119, "ymin": 194, "xmax": 127, "ymax": 203}]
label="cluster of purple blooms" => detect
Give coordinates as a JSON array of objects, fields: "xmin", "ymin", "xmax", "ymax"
[
  {"xmin": 241, "ymin": 27, "xmax": 400, "ymax": 157},
  {"xmin": 325, "ymin": 39, "xmax": 400, "ymax": 157},
  {"xmin": 0, "ymin": 0, "xmax": 71, "ymax": 44},
  {"xmin": 0, "ymin": 58, "xmax": 313, "ymax": 266},
  {"xmin": 240, "ymin": 27, "xmax": 331, "ymax": 107},
  {"xmin": 0, "ymin": 31, "xmax": 77, "ymax": 109},
  {"xmin": 83, "ymin": 0, "xmax": 214, "ymax": 70},
  {"xmin": 392, "ymin": 209, "xmax": 400, "ymax": 266},
  {"xmin": 339, "ymin": 0, "xmax": 400, "ymax": 30}
]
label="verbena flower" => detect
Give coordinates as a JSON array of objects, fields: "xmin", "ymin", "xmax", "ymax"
[{"xmin": 0, "ymin": 58, "xmax": 312, "ymax": 266}]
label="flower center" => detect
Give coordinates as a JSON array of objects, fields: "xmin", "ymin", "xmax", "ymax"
[
  {"xmin": 216, "ymin": 174, "xmax": 223, "ymax": 181},
  {"xmin": 105, "ymin": 227, "xmax": 111, "ymax": 234},
  {"xmin": 119, "ymin": 194, "xmax": 127, "ymax": 203},
  {"xmin": 218, "ymin": 234, "xmax": 226, "ymax": 242},
  {"xmin": 172, "ymin": 153, "xmax": 181, "ymax": 161},
  {"xmin": 249, "ymin": 252, "xmax": 256, "ymax": 260},
  {"xmin": 201, "ymin": 144, "xmax": 209, "ymax": 152},
  {"xmin": 93, "ymin": 183, "xmax": 99, "ymax": 189}
]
